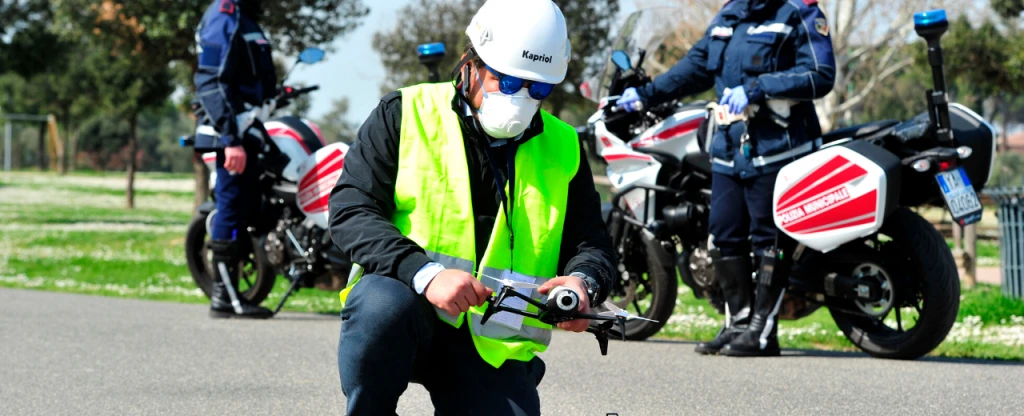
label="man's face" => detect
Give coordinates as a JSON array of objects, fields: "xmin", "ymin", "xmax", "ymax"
[{"xmin": 465, "ymin": 63, "xmax": 501, "ymax": 110}]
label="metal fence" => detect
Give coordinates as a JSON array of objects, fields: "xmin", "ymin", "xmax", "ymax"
[{"xmin": 985, "ymin": 187, "xmax": 1024, "ymax": 299}]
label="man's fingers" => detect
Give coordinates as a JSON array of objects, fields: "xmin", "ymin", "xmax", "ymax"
[
  {"xmin": 469, "ymin": 279, "xmax": 490, "ymax": 304},
  {"xmin": 453, "ymin": 298, "xmax": 469, "ymax": 314},
  {"xmin": 444, "ymin": 304, "xmax": 460, "ymax": 317},
  {"xmin": 461, "ymin": 293, "xmax": 478, "ymax": 310}
]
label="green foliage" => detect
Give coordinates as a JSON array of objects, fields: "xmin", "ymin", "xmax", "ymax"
[
  {"xmin": 992, "ymin": 0, "xmax": 1024, "ymax": 18},
  {"xmin": 988, "ymin": 152, "xmax": 1024, "ymax": 187},
  {"xmin": 372, "ymin": 0, "xmax": 486, "ymax": 93},
  {"xmin": 314, "ymin": 98, "xmax": 359, "ymax": 144},
  {"xmin": 372, "ymin": 0, "xmax": 620, "ymax": 124}
]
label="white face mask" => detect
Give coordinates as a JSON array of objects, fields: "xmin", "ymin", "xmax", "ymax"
[{"xmin": 475, "ymin": 71, "xmax": 540, "ymax": 139}]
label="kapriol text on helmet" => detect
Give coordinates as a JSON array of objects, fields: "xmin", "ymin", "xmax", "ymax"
[{"xmin": 522, "ymin": 50, "xmax": 553, "ymax": 64}]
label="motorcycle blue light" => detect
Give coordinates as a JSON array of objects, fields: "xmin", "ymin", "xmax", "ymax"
[
  {"xmin": 417, "ymin": 42, "xmax": 446, "ymax": 58},
  {"xmin": 913, "ymin": 9, "xmax": 947, "ymax": 28}
]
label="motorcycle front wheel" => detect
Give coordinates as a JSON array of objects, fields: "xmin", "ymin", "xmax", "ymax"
[
  {"xmin": 184, "ymin": 211, "xmax": 277, "ymax": 305},
  {"xmin": 828, "ymin": 207, "xmax": 960, "ymax": 360},
  {"xmin": 600, "ymin": 227, "xmax": 677, "ymax": 340}
]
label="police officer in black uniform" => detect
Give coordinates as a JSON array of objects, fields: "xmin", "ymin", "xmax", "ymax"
[
  {"xmin": 618, "ymin": 0, "xmax": 836, "ymax": 356},
  {"xmin": 193, "ymin": 0, "xmax": 278, "ymax": 319}
]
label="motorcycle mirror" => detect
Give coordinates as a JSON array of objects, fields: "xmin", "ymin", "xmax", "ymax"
[
  {"xmin": 611, "ymin": 50, "xmax": 631, "ymax": 71},
  {"xmin": 298, "ymin": 47, "xmax": 326, "ymax": 64}
]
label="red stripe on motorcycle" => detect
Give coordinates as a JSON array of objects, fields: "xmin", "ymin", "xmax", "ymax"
[
  {"xmin": 268, "ymin": 127, "xmax": 311, "ymax": 154},
  {"xmin": 300, "ymin": 178, "xmax": 339, "ymax": 212},
  {"xmin": 776, "ymin": 163, "xmax": 868, "ymax": 212},
  {"xmin": 305, "ymin": 121, "xmax": 327, "ymax": 146},
  {"xmin": 298, "ymin": 149, "xmax": 344, "ymax": 191},
  {"xmin": 776, "ymin": 155, "xmax": 851, "ymax": 208},
  {"xmin": 632, "ymin": 118, "xmax": 702, "ymax": 148},
  {"xmin": 299, "ymin": 172, "xmax": 343, "ymax": 212},
  {"xmin": 783, "ymin": 190, "xmax": 877, "ymax": 233},
  {"xmin": 604, "ymin": 153, "xmax": 653, "ymax": 162}
]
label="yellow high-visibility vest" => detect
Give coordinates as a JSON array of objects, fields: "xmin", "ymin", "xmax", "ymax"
[{"xmin": 338, "ymin": 82, "xmax": 580, "ymax": 368}]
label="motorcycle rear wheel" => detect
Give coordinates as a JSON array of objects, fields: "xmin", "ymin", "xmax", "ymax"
[
  {"xmin": 185, "ymin": 211, "xmax": 277, "ymax": 306},
  {"xmin": 829, "ymin": 207, "xmax": 960, "ymax": 360}
]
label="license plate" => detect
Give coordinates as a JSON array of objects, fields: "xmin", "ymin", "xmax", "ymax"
[{"xmin": 936, "ymin": 167, "xmax": 983, "ymax": 226}]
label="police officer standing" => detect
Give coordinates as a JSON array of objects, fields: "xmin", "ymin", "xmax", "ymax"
[
  {"xmin": 193, "ymin": 0, "xmax": 278, "ymax": 319},
  {"xmin": 618, "ymin": 0, "xmax": 836, "ymax": 356}
]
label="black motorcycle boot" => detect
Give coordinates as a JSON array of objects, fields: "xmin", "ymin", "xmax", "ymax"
[
  {"xmin": 208, "ymin": 239, "xmax": 273, "ymax": 319},
  {"xmin": 694, "ymin": 256, "xmax": 753, "ymax": 355},
  {"xmin": 721, "ymin": 251, "xmax": 787, "ymax": 357}
]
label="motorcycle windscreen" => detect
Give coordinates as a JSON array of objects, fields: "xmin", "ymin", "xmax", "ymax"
[
  {"xmin": 772, "ymin": 140, "xmax": 901, "ymax": 253},
  {"xmin": 296, "ymin": 142, "xmax": 350, "ymax": 229}
]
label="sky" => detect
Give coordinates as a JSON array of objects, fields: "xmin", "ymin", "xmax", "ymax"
[{"xmin": 287, "ymin": 0, "xmax": 643, "ymax": 127}]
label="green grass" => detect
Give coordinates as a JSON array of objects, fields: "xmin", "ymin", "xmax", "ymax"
[
  {"xmin": 653, "ymin": 281, "xmax": 1024, "ymax": 360},
  {"xmin": 946, "ymin": 239, "xmax": 1000, "ymax": 261},
  {"xmin": 0, "ymin": 204, "xmax": 191, "ymax": 226},
  {"xmin": 2, "ymin": 171, "xmax": 1022, "ymax": 360},
  {"xmin": 5, "ymin": 169, "xmax": 194, "ymax": 180}
]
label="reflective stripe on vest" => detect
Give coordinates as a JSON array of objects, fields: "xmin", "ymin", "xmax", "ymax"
[{"xmin": 338, "ymin": 82, "xmax": 580, "ymax": 369}]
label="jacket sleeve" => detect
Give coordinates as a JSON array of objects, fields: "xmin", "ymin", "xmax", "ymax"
[
  {"xmin": 752, "ymin": 4, "xmax": 836, "ymax": 101},
  {"xmin": 558, "ymin": 149, "xmax": 617, "ymax": 305},
  {"xmin": 636, "ymin": 32, "xmax": 716, "ymax": 107},
  {"xmin": 194, "ymin": 11, "xmax": 243, "ymax": 147},
  {"xmin": 328, "ymin": 93, "xmax": 433, "ymax": 288}
]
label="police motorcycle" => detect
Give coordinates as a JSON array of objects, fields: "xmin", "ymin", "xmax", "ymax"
[
  {"xmin": 181, "ymin": 47, "xmax": 355, "ymax": 315},
  {"xmin": 578, "ymin": 8, "xmax": 994, "ymax": 359}
]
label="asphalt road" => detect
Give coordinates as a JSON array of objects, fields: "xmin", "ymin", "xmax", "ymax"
[{"xmin": 2, "ymin": 288, "xmax": 1022, "ymax": 416}]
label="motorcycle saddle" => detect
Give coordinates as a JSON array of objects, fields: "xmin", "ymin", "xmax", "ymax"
[{"xmin": 821, "ymin": 120, "xmax": 900, "ymax": 144}]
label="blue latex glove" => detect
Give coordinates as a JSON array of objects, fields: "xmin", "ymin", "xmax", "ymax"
[
  {"xmin": 720, "ymin": 86, "xmax": 749, "ymax": 115},
  {"xmin": 616, "ymin": 87, "xmax": 643, "ymax": 113}
]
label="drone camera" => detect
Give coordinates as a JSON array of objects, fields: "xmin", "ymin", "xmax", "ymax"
[{"xmin": 549, "ymin": 286, "xmax": 581, "ymax": 312}]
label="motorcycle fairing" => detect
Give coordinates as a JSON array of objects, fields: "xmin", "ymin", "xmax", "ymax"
[{"xmin": 296, "ymin": 142, "xmax": 350, "ymax": 229}]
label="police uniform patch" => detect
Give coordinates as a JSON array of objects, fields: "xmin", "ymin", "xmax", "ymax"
[{"xmin": 815, "ymin": 17, "xmax": 829, "ymax": 36}]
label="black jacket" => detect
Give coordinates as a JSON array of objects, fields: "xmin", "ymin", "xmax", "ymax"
[{"xmin": 328, "ymin": 85, "xmax": 616, "ymax": 305}]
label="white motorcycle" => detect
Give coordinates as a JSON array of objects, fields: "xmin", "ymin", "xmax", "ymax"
[
  {"xmin": 579, "ymin": 8, "xmax": 994, "ymax": 359},
  {"xmin": 181, "ymin": 47, "xmax": 354, "ymax": 314}
]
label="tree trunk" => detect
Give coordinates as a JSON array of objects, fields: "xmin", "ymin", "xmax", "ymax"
[
  {"xmin": 127, "ymin": 113, "xmax": 138, "ymax": 210},
  {"xmin": 62, "ymin": 108, "xmax": 71, "ymax": 174},
  {"xmin": 1002, "ymin": 97, "xmax": 1011, "ymax": 152},
  {"xmin": 188, "ymin": 63, "xmax": 209, "ymax": 213},
  {"xmin": 37, "ymin": 122, "xmax": 47, "ymax": 171},
  {"xmin": 193, "ymin": 153, "xmax": 210, "ymax": 213}
]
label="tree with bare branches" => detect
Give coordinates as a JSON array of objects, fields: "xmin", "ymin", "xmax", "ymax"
[{"xmin": 650, "ymin": 0, "xmax": 980, "ymax": 132}]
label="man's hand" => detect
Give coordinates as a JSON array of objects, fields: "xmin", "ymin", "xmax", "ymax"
[
  {"xmin": 224, "ymin": 145, "xmax": 247, "ymax": 174},
  {"xmin": 538, "ymin": 276, "xmax": 592, "ymax": 333},
  {"xmin": 424, "ymin": 270, "xmax": 493, "ymax": 316}
]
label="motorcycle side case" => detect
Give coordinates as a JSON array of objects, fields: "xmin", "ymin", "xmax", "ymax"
[
  {"xmin": 773, "ymin": 140, "xmax": 901, "ymax": 253},
  {"xmin": 296, "ymin": 142, "xmax": 350, "ymax": 229}
]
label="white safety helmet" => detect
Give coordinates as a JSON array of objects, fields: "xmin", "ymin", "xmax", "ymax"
[{"xmin": 465, "ymin": 0, "xmax": 571, "ymax": 84}]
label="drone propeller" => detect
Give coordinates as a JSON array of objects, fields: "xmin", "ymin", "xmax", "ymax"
[
  {"xmin": 597, "ymin": 300, "xmax": 660, "ymax": 323},
  {"xmin": 481, "ymin": 274, "xmax": 542, "ymax": 290}
]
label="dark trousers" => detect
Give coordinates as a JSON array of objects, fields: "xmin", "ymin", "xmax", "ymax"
[
  {"xmin": 211, "ymin": 138, "xmax": 261, "ymax": 241},
  {"xmin": 708, "ymin": 171, "xmax": 780, "ymax": 257},
  {"xmin": 337, "ymin": 274, "xmax": 546, "ymax": 416}
]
